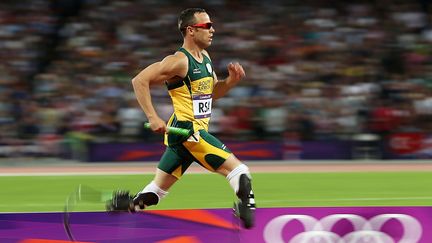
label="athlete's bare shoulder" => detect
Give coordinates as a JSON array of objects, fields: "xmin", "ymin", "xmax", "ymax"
[
  {"xmin": 158, "ymin": 51, "xmax": 188, "ymax": 78},
  {"xmin": 167, "ymin": 51, "xmax": 187, "ymax": 61},
  {"xmin": 161, "ymin": 51, "xmax": 187, "ymax": 68},
  {"xmin": 132, "ymin": 51, "xmax": 189, "ymax": 84}
]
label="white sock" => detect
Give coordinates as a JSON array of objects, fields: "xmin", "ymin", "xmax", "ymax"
[
  {"xmin": 140, "ymin": 181, "xmax": 169, "ymax": 201},
  {"xmin": 226, "ymin": 164, "xmax": 251, "ymax": 193}
]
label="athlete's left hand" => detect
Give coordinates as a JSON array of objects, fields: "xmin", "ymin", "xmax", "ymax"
[{"xmin": 226, "ymin": 62, "xmax": 245, "ymax": 87}]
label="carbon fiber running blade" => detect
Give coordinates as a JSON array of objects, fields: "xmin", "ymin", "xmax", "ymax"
[{"xmin": 78, "ymin": 184, "xmax": 112, "ymax": 202}]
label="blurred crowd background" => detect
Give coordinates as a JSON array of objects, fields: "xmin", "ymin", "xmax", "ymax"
[{"xmin": 1, "ymin": 0, "xmax": 432, "ymax": 158}]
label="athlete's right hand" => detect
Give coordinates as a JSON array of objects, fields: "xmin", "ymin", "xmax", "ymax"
[{"xmin": 148, "ymin": 117, "xmax": 167, "ymax": 134}]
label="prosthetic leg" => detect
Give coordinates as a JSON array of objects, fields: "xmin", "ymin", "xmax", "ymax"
[
  {"xmin": 227, "ymin": 164, "xmax": 256, "ymax": 229},
  {"xmin": 106, "ymin": 181, "xmax": 168, "ymax": 212}
]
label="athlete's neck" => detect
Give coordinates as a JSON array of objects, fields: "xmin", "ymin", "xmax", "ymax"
[{"xmin": 182, "ymin": 43, "xmax": 204, "ymax": 61}]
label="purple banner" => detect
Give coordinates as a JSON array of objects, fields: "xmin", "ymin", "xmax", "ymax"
[
  {"xmin": 1, "ymin": 207, "xmax": 431, "ymax": 242},
  {"xmin": 225, "ymin": 141, "xmax": 283, "ymax": 160},
  {"xmin": 301, "ymin": 141, "xmax": 352, "ymax": 160},
  {"xmin": 87, "ymin": 141, "xmax": 283, "ymax": 162},
  {"xmin": 86, "ymin": 140, "xmax": 357, "ymax": 162},
  {"xmin": 88, "ymin": 142, "xmax": 166, "ymax": 162}
]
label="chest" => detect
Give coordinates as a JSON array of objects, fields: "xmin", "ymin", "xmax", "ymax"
[{"xmin": 188, "ymin": 61, "xmax": 214, "ymax": 94}]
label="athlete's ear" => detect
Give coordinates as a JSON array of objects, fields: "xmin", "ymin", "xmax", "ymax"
[{"xmin": 187, "ymin": 26, "xmax": 195, "ymax": 36}]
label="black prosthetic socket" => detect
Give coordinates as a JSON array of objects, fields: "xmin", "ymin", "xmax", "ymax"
[
  {"xmin": 237, "ymin": 174, "xmax": 253, "ymax": 200},
  {"xmin": 133, "ymin": 192, "xmax": 159, "ymax": 210},
  {"xmin": 235, "ymin": 174, "xmax": 256, "ymax": 229}
]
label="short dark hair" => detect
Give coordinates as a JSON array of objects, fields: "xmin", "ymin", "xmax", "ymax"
[{"xmin": 178, "ymin": 8, "xmax": 206, "ymax": 36}]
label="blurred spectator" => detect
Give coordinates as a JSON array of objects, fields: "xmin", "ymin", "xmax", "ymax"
[{"xmin": 1, "ymin": 0, "xmax": 432, "ymax": 158}]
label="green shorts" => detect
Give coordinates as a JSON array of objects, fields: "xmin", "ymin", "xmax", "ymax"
[{"xmin": 158, "ymin": 130, "xmax": 232, "ymax": 179}]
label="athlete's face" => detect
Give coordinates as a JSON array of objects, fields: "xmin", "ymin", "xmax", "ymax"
[{"xmin": 190, "ymin": 12, "xmax": 214, "ymax": 48}]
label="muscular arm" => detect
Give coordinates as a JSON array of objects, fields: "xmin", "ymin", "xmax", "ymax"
[
  {"xmin": 203, "ymin": 51, "xmax": 246, "ymax": 99},
  {"xmin": 213, "ymin": 72, "xmax": 234, "ymax": 99},
  {"xmin": 213, "ymin": 62, "xmax": 246, "ymax": 99},
  {"xmin": 131, "ymin": 53, "xmax": 187, "ymax": 133}
]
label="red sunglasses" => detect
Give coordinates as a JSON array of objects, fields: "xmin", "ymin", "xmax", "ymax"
[{"xmin": 190, "ymin": 22, "xmax": 213, "ymax": 29}]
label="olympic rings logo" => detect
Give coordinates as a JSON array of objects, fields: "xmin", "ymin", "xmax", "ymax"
[{"xmin": 263, "ymin": 214, "xmax": 422, "ymax": 243}]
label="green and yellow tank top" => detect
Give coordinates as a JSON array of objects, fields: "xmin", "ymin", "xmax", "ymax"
[{"xmin": 164, "ymin": 47, "xmax": 214, "ymax": 146}]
